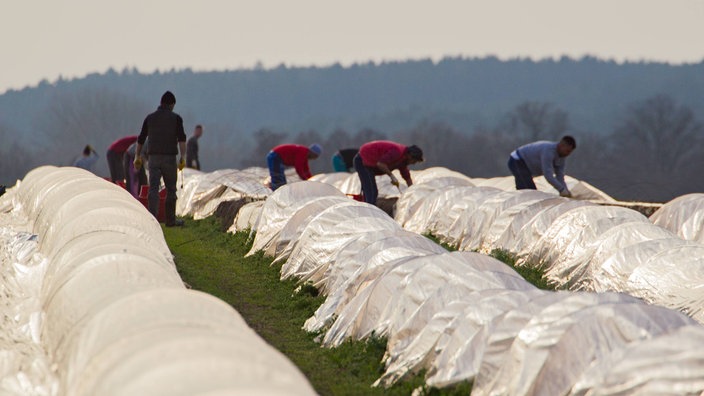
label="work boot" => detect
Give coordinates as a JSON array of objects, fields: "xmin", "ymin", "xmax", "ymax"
[
  {"xmin": 164, "ymin": 200, "xmax": 184, "ymax": 227},
  {"xmin": 165, "ymin": 219, "xmax": 184, "ymax": 227}
]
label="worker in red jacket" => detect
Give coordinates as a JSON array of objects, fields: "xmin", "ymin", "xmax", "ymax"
[
  {"xmin": 106, "ymin": 135, "xmax": 138, "ymax": 183},
  {"xmin": 266, "ymin": 143, "xmax": 322, "ymax": 191},
  {"xmin": 354, "ymin": 140, "xmax": 424, "ymax": 205}
]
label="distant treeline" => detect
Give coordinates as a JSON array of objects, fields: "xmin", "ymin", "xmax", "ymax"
[{"xmin": 0, "ymin": 56, "xmax": 702, "ymax": 202}]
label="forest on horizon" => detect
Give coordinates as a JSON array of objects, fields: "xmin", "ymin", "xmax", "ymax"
[{"xmin": 0, "ymin": 56, "xmax": 702, "ymax": 202}]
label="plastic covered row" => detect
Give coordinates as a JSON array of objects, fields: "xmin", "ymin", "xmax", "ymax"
[
  {"xmin": 394, "ymin": 176, "xmax": 704, "ymax": 324},
  {"xmin": 650, "ymin": 192, "xmax": 704, "ymax": 244},
  {"xmin": 248, "ymin": 182, "xmax": 704, "ymax": 394},
  {"xmin": 177, "ymin": 167, "xmax": 271, "ymax": 220},
  {"xmin": 2, "ymin": 166, "xmax": 316, "ymax": 396}
]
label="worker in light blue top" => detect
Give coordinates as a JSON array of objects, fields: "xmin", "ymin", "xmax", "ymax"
[
  {"xmin": 73, "ymin": 144, "xmax": 99, "ymax": 172},
  {"xmin": 507, "ymin": 135, "xmax": 576, "ymax": 197}
]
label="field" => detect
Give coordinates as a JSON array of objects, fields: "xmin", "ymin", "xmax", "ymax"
[{"xmin": 163, "ymin": 217, "xmax": 553, "ymax": 395}]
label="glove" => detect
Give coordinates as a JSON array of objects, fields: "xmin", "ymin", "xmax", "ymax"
[
  {"xmin": 133, "ymin": 156, "xmax": 143, "ymax": 171},
  {"xmin": 178, "ymin": 157, "xmax": 186, "ymax": 171},
  {"xmin": 560, "ymin": 189, "xmax": 572, "ymax": 198},
  {"xmin": 389, "ymin": 176, "xmax": 400, "ymax": 187}
]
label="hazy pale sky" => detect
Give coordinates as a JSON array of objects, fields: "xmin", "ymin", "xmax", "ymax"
[{"xmin": 2, "ymin": 0, "xmax": 703, "ymax": 93}]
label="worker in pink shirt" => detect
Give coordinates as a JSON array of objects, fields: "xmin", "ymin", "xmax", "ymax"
[
  {"xmin": 354, "ymin": 140, "xmax": 424, "ymax": 205},
  {"xmin": 106, "ymin": 135, "xmax": 138, "ymax": 183},
  {"xmin": 266, "ymin": 143, "xmax": 322, "ymax": 191}
]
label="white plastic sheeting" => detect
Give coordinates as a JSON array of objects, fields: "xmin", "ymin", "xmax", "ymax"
[
  {"xmin": 278, "ymin": 202, "xmax": 401, "ymax": 285},
  {"xmin": 393, "ymin": 171, "xmax": 476, "ymax": 232},
  {"xmin": 228, "ymin": 200, "xmax": 266, "ymax": 233},
  {"xmin": 0, "ymin": 166, "xmax": 316, "ymax": 396},
  {"xmin": 84, "ymin": 163, "xmax": 704, "ymax": 393},
  {"xmin": 174, "ymin": 166, "xmax": 414, "ymax": 230},
  {"xmin": 246, "ymin": 182, "xmax": 704, "ymax": 394},
  {"xmin": 320, "ymin": 252, "xmax": 534, "ymax": 347},
  {"xmin": 393, "ymin": 177, "xmax": 704, "ymax": 324},
  {"xmin": 177, "ymin": 167, "xmax": 271, "ymax": 220},
  {"xmin": 0, "ymin": 206, "xmax": 57, "ymax": 395},
  {"xmin": 569, "ymin": 325, "xmax": 704, "ymax": 395},
  {"xmin": 473, "ymin": 296, "xmax": 697, "ymax": 396},
  {"xmin": 267, "ymin": 196, "xmax": 354, "ymax": 259},
  {"xmin": 650, "ymin": 193, "xmax": 704, "ymax": 243},
  {"xmin": 246, "ymin": 181, "xmax": 347, "ymax": 255},
  {"xmin": 304, "ymin": 231, "xmax": 448, "ymax": 328},
  {"xmin": 471, "ymin": 174, "xmax": 617, "ymax": 202},
  {"xmin": 310, "ymin": 169, "xmax": 413, "ymax": 198}
]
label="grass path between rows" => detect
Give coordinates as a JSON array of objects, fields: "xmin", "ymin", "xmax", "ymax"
[{"xmin": 162, "ymin": 217, "xmax": 474, "ymax": 396}]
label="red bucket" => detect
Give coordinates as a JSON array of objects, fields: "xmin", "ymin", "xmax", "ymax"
[
  {"xmin": 347, "ymin": 193, "xmax": 364, "ymax": 202},
  {"xmin": 138, "ymin": 186, "xmax": 166, "ymax": 222}
]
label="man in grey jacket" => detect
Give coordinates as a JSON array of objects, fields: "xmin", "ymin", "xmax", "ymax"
[{"xmin": 507, "ymin": 135, "xmax": 576, "ymax": 197}]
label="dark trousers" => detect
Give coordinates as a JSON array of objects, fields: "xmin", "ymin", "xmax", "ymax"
[
  {"xmin": 508, "ymin": 156, "xmax": 536, "ymax": 190},
  {"xmin": 266, "ymin": 151, "xmax": 286, "ymax": 191},
  {"xmin": 354, "ymin": 154, "xmax": 378, "ymax": 205},
  {"xmin": 107, "ymin": 149, "xmax": 125, "ymax": 182},
  {"xmin": 148, "ymin": 154, "xmax": 178, "ymax": 223}
]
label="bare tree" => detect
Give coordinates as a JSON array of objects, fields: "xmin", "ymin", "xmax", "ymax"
[
  {"xmin": 392, "ymin": 122, "xmax": 474, "ymax": 174},
  {"xmin": 37, "ymin": 88, "xmax": 150, "ymax": 175},
  {"xmin": 292, "ymin": 129, "xmax": 323, "ymax": 146},
  {"xmin": 564, "ymin": 132, "xmax": 614, "ymax": 195},
  {"xmin": 323, "ymin": 128, "xmax": 354, "ymax": 151},
  {"xmin": 503, "ymin": 101, "xmax": 569, "ymax": 142},
  {"xmin": 203, "ymin": 124, "xmax": 251, "ymax": 170},
  {"xmin": 0, "ymin": 123, "xmax": 32, "ymax": 184},
  {"xmin": 608, "ymin": 94, "xmax": 704, "ymax": 201},
  {"xmin": 351, "ymin": 128, "xmax": 387, "ymax": 146},
  {"xmin": 241, "ymin": 128, "xmax": 289, "ymax": 167},
  {"xmin": 464, "ymin": 127, "xmax": 520, "ymax": 177}
]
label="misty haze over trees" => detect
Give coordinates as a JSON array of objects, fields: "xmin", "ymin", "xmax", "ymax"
[{"xmin": 0, "ymin": 56, "xmax": 702, "ymax": 202}]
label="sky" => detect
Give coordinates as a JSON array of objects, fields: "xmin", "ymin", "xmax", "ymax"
[{"xmin": 2, "ymin": 0, "xmax": 703, "ymax": 94}]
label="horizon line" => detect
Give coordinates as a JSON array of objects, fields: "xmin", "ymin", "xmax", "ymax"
[{"xmin": 3, "ymin": 53, "xmax": 703, "ymax": 95}]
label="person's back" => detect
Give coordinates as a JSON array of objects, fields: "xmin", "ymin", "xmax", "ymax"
[
  {"xmin": 508, "ymin": 136, "xmax": 576, "ymax": 196},
  {"xmin": 74, "ymin": 144, "xmax": 99, "ymax": 171},
  {"xmin": 272, "ymin": 144, "xmax": 317, "ymax": 179},
  {"xmin": 142, "ymin": 109, "xmax": 183, "ymax": 155},
  {"xmin": 354, "ymin": 140, "xmax": 423, "ymax": 205},
  {"xmin": 358, "ymin": 140, "xmax": 408, "ymax": 174},
  {"xmin": 107, "ymin": 135, "xmax": 138, "ymax": 182},
  {"xmin": 135, "ymin": 91, "xmax": 187, "ymax": 226},
  {"xmin": 267, "ymin": 143, "xmax": 322, "ymax": 190},
  {"xmin": 108, "ymin": 135, "xmax": 138, "ymax": 154},
  {"xmin": 515, "ymin": 141, "xmax": 562, "ymax": 176}
]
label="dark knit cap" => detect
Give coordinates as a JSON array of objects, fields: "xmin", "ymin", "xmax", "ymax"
[
  {"xmin": 161, "ymin": 91, "xmax": 176, "ymax": 105},
  {"xmin": 406, "ymin": 145, "xmax": 424, "ymax": 162}
]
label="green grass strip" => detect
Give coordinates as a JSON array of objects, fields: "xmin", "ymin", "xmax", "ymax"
[
  {"xmin": 163, "ymin": 217, "xmax": 472, "ymax": 396},
  {"xmin": 423, "ymin": 234, "xmax": 555, "ymax": 291}
]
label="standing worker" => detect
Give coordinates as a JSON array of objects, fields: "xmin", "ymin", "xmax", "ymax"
[
  {"xmin": 266, "ymin": 143, "xmax": 322, "ymax": 191},
  {"xmin": 332, "ymin": 148, "xmax": 359, "ymax": 172},
  {"xmin": 106, "ymin": 135, "xmax": 138, "ymax": 183},
  {"xmin": 186, "ymin": 124, "xmax": 204, "ymax": 170},
  {"xmin": 73, "ymin": 144, "xmax": 99, "ymax": 172},
  {"xmin": 134, "ymin": 91, "xmax": 187, "ymax": 227},
  {"xmin": 507, "ymin": 135, "xmax": 576, "ymax": 197},
  {"xmin": 354, "ymin": 140, "xmax": 424, "ymax": 205}
]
